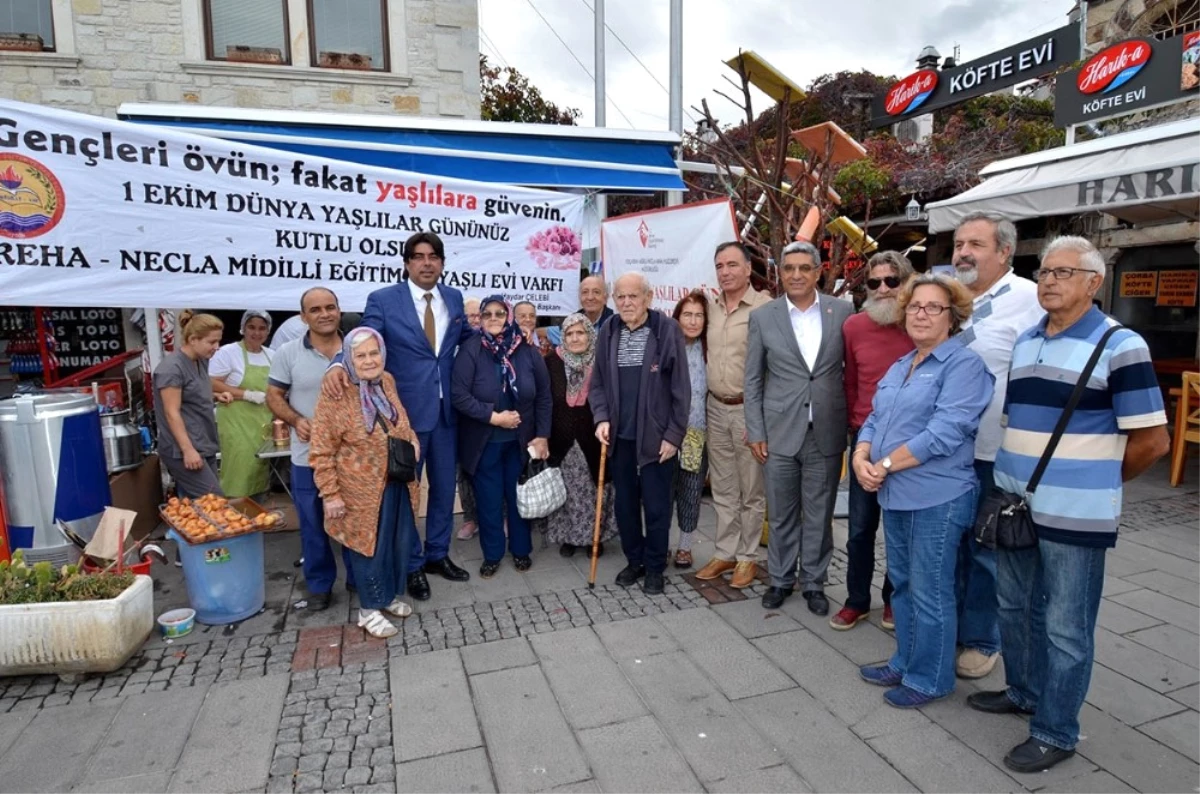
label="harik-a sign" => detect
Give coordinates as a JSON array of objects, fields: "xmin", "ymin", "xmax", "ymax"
[{"xmin": 871, "ymin": 23, "xmax": 1079, "ymax": 128}]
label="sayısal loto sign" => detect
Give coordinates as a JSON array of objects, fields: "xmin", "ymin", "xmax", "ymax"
[
  {"xmin": 1055, "ymin": 31, "xmax": 1198, "ymax": 127},
  {"xmin": 871, "ymin": 23, "xmax": 1079, "ymax": 127}
]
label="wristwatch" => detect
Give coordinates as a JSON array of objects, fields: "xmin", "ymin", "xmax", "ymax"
[{"xmin": 881, "ymin": 456, "xmax": 893, "ymax": 472}]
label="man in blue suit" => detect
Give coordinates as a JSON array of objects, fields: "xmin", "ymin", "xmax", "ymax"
[{"xmin": 324, "ymin": 232, "xmax": 473, "ymax": 600}]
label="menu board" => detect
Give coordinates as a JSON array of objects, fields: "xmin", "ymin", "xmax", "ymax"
[
  {"xmin": 46, "ymin": 308, "xmax": 126, "ymax": 375},
  {"xmin": 1119, "ymin": 271, "xmax": 1158, "ymax": 298},
  {"xmin": 1156, "ymin": 270, "xmax": 1199, "ymax": 308}
]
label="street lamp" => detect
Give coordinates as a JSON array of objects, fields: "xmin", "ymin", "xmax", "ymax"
[
  {"xmin": 696, "ymin": 118, "xmax": 719, "ymax": 145},
  {"xmin": 905, "ymin": 196, "xmax": 922, "ymax": 222}
]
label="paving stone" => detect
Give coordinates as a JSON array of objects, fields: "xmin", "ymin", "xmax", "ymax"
[
  {"xmin": 460, "ymin": 636, "xmax": 537, "ymax": 675},
  {"xmin": 868, "ymin": 718, "xmax": 1019, "ymax": 792},
  {"xmin": 344, "ymin": 766, "xmax": 372, "ymax": 786},
  {"xmin": 1125, "ymin": 623, "xmax": 1200, "ymax": 666},
  {"xmin": 529, "ymin": 627, "xmax": 647, "ymax": 730},
  {"xmin": 323, "ymin": 768, "xmax": 345, "ymax": 789},
  {"xmin": 1093, "ymin": 627, "xmax": 1199, "ymax": 693},
  {"xmin": 370, "ymin": 765, "xmax": 395, "ymax": 784},
  {"xmin": 1039, "ymin": 769, "xmax": 1138, "ymax": 793},
  {"xmin": 0, "ymin": 701, "xmax": 121, "ymax": 791},
  {"xmin": 71, "ymin": 772, "xmax": 174, "ymax": 793},
  {"xmin": 710, "ymin": 598, "xmax": 804, "ymax": 639},
  {"xmin": 472, "ymin": 663, "xmax": 590, "ymax": 792},
  {"xmin": 390, "ymin": 649, "xmax": 481, "ymax": 763},
  {"xmin": 1167, "ymin": 683, "xmax": 1200, "ymax": 711},
  {"xmin": 395, "ymin": 747, "xmax": 496, "ymax": 793},
  {"xmin": 370, "ymin": 747, "xmax": 393, "ymax": 767},
  {"xmin": 737, "ymin": 686, "xmax": 915, "ymax": 792},
  {"xmin": 82, "ymin": 686, "xmax": 208, "ymax": 782},
  {"xmin": 1137, "ymin": 710, "xmax": 1200, "ymax": 763},
  {"xmin": 168, "ymin": 674, "xmax": 290, "ymax": 793},
  {"xmin": 654, "ymin": 609, "xmax": 793, "ymax": 700},
  {"xmin": 577, "ymin": 714, "xmax": 703, "ymax": 793},
  {"xmin": 1108, "ymin": 589, "xmax": 1198, "ymax": 635},
  {"xmin": 1124, "ymin": 570, "xmax": 1200, "ymax": 606},
  {"xmin": 275, "ymin": 741, "xmax": 302, "ymax": 759},
  {"xmin": 301, "ymin": 737, "xmax": 334, "ymax": 754},
  {"xmin": 294, "ymin": 771, "xmax": 324, "ymax": 792},
  {"xmin": 0, "ymin": 710, "xmax": 35, "ymax": 759},
  {"xmin": 593, "ymin": 614, "xmax": 680, "ymax": 660},
  {"xmin": 269, "ymin": 756, "xmax": 298, "ymax": 777},
  {"xmin": 1075, "ymin": 703, "xmax": 1199, "ymax": 792},
  {"xmin": 334, "ymin": 735, "xmax": 356, "ymax": 752},
  {"xmin": 297, "ymin": 752, "xmax": 327, "ymax": 773},
  {"xmin": 701, "ymin": 764, "xmax": 811, "ymax": 793},
  {"xmin": 1096, "ymin": 598, "xmax": 1166, "ymax": 635},
  {"xmin": 1085, "ymin": 663, "xmax": 1190, "ymax": 727}
]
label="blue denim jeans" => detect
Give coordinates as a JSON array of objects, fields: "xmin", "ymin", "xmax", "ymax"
[
  {"xmin": 955, "ymin": 459, "xmax": 1001, "ymax": 654},
  {"xmin": 997, "ymin": 537, "xmax": 1106, "ymax": 751},
  {"xmin": 846, "ymin": 430, "xmax": 893, "ymax": 612},
  {"xmin": 884, "ymin": 486, "xmax": 978, "ymax": 697}
]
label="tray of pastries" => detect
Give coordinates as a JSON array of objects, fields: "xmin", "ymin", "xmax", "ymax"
[{"xmin": 161, "ymin": 494, "xmax": 283, "ymax": 544}]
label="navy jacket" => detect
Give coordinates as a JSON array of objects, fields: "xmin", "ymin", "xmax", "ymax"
[
  {"xmin": 589, "ymin": 311, "xmax": 690, "ymax": 468},
  {"xmin": 360, "ymin": 282, "xmax": 471, "ymax": 433},
  {"xmin": 451, "ymin": 336, "xmax": 552, "ymax": 476}
]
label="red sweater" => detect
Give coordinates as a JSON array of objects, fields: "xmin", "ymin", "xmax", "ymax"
[{"xmin": 843, "ymin": 312, "xmax": 915, "ymax": 432}]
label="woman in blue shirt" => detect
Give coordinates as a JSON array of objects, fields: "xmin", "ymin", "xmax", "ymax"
[
  {"xmin": 853, "ymin": 273, "xmax": 994, "ymax": 709},
  {"xmin": 452, "ymin": 296, "xmax": 552, "ymax": 578}
]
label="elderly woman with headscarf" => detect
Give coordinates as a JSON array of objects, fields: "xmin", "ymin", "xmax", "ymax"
[
  {"xmin": 538, "ymin": 312, "xmax": 617, "ymax": 557},
  {"xmin": 310, "ymin": 327, "xmax": 421, "ymax": 639},
  {"xmin": 452, "ymin": 295, "xmax": 552, "ymax": 578},
  {"xmin": 210, "ymin": 309, "xmax": 274, "ymax": 497}
]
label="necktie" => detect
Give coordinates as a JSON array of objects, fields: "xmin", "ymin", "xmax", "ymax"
[{"xmin": 423, "ymin": 293, "xmax": 437, "ymax": 352}]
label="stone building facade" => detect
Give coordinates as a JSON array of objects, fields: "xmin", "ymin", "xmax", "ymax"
[{"xmin": 0, "ymin": 0, "xmax": 480, "ymax": 119}]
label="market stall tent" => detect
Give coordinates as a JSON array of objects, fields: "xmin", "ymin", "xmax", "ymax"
[
  {"xmin": 116, "ymin": 104, "xmax": 685, "ymax": 193},
  {"xmin": 926, "ymin": 118, "xmax": 1200, "ymax": 233}
]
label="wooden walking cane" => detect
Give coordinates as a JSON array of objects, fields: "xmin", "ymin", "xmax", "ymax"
[{"xmin": 587, "ymin": 442, "xmax": 609, "ymax": 589}]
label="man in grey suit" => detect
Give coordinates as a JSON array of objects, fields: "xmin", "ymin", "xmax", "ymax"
[{"xmin": 745, "ymin": 241, "xmax": 852, "ymax": 614}]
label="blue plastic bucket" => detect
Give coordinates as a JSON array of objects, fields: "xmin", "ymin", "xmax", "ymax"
[{"xmin": 167, "ymin": 529, "xmax": 265, "ymax": 625}]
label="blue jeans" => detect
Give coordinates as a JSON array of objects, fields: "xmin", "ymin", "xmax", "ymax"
[
  {"xmin": 470, "ymin": 440, "xmax": 532, "ymax": 563},
  {"xmin": 291, "ymin": 465, "xmax": 355, "ymax": 595},
  {"xmin": 955, "ymin": 459, "xmax": 1000, "ymax": 654},
  {"xmin": 846, "ymin": 430, "xmax": 893, "ymax": 612},
  {"xmin": 998, "ymin": 538, "xmax": 1106, "ymax": 751},
  {"xmin": 884, "ymin": 486, "xmax": 978, "ymax": 697},
  {"xmin": 412, "ymin": 411, "xmax": 457, "ymax": 572}
]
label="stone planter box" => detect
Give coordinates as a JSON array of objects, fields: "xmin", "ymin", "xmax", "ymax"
[
  {"xmin": 319, "ymin": 51, "xmax": 372, "ymax": 70},
  {"xmin": 226, "ymin": 46, "xmax": 283, "ymax": 65},
  {"xmin": 0, "ymin": 575, "xmax": 153, "ymax": 677}
]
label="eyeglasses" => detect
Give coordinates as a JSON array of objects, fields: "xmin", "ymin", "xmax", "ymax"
[
  {"xmin": 481, "ymin": 310, "xmax": 508, "ymax": 320},
  {"xmin": 905, "ymin": 303, "xmax": 948, "ymax": 316},
  {"xmin": 866, "ymin": 276, "xmax": 902, "ymax": 290},
  {"xmin": 782, "ymin": 265, "xmax": 820, "ymax": 275},
  {"xmin": 1033, "ymin": 267, "xmax": 1093, "ymax": 282}
]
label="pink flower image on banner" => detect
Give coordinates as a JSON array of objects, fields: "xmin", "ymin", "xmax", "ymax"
[{"xmin": 526, "ymin": 225, "xmax": 582, "ymax": 270}]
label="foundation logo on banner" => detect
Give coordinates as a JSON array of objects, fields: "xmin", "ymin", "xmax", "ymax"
[
  {"xmin": 1078, "ymin": 40, "xmax": 1152, "ymax": 94},
  {"xmin": 636, "ymin": 219, "xmax": 664, "ymax": 249},
  {"xmin": 0, "ymin": 154, "xmax": 64, "ymax": 239},
  {"xmin": 885, "ymin": 70, "xmax": 939, "ymax": 115}
]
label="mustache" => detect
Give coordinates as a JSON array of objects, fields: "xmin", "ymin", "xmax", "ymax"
[{"xmin": 954, "ymin": 255, "xmax": 978, "ymax": 267}]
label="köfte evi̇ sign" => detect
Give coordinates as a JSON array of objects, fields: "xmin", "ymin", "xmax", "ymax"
[{"xmin": 871, "ymin": 24, "xmax": 1079, "ymax": 127}]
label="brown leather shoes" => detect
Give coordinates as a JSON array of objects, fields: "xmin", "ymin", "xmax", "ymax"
[
  {"xmin": 730, "ymin": 560, "xmax": 758, "ymax": 589},
  {"xmin": 695, "ymin": 558, "xmax": 737, "ymax": 580}
]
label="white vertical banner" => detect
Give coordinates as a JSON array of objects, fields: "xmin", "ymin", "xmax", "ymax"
[
  {"xmin": 600, "ymin": 198, "xmax": 739, "ymax": 312},
  {"xmin": 0, "ymin": 99, "xmax": 586, "ymax": 312}
]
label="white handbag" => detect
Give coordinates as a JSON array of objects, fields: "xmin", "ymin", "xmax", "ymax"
[{"xmin": 515, "ymin": 458, "xmax": 567, "ymax": 519}]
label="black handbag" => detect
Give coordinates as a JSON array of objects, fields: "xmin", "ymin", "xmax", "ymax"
[
  {"xmin": 373, "ymin": 413, "xmax": 418, "ymax": 483},
  {"xmin": 974, "ymin": 325, "xmax": 1122, "ymax": 551}
]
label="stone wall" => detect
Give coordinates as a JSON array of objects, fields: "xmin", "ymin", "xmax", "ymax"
[{"xmin": 0, "ymin": 0, "xmax": 480, "ymax": 119}]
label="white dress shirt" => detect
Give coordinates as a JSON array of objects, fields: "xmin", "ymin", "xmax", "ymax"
[
  {"xmin": 407, "ymin": 279, "xmax": 450, "ymax": 355},
  {"xmin": 788, "ymin": 293, "xmax": 823, "ymax": 421}
]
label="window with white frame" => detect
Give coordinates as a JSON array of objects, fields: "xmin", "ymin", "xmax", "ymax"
[
  {"xmin": 0, "ymin": 0, "xmax": 55, "ymax": 51},
  {"xmin": 204, "ymin": 0, "xmax": 289, "ymax": 65},
  {"xmin": 309, "ymin": 0, "xmax": 388, "ymax": 71}
]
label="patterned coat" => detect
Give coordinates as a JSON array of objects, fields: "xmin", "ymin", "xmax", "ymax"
[{"xmin": 309, "ymin": 373, "xmax": 420, "ymax": 557}]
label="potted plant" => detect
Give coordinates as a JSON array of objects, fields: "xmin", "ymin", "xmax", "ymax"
[{"xmin": 0, "ymin": 551, "xmax": 154, "ymax": 678}]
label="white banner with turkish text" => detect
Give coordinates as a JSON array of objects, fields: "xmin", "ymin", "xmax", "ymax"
[
  {"xmin": 0, "ymin": 100, "xmax": 586, "ymax": 312},
  {"xmin": 600, "ymin": 199, "xmax": 739, "ymax": 312}
]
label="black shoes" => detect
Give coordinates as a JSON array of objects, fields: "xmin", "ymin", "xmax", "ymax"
[
  {"xmin": 803, "ymin": 590, "xmax": 829, "ymax": 616},
  {"xmin": 425, "ymin": 557, "xmax": 470, "ymax": 582},
  {"xmin": 968, "ymin": 690, "xmax": 1034, "ymax": 715},
  {"xmin": 407, "ymin": 571, "xmax": 431, "ymax": 601},
  {"xmin": 308, "ymin": 592, "xmax": 332, "ymax": 611},
  {"xmin": 479, "ymin": 560, "xmax": 501, "ymax": 579},
  {"xmin": 642, "ymin": 570, "xmax": 664, "ymax": 595},
  {"xmin": 761, "ymin": 586, "xmax": 793, "ymax": 609},
  {"xmin": 1003, "ymin": 738, "xmax": 1075, "ymax": 774},
  {"xmin": 559, "ymin": 544, "xmax": 576, "ymax": 558},
  {"xmin": 615, "ymin": 564, "xmax": 646, "ymax": 587},
  {"xmin": 514, "ymin": 555, "xmax": 532, "ymax": 572}
]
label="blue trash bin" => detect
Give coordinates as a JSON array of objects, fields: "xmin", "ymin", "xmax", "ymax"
[{"xmin": 168, "ymin": 529, "xmax": 265, "ymax": 624}]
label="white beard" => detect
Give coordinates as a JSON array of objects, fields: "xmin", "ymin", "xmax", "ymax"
[
  {"xmin": 954, "ymin": 265, "xmax": 979, "ymax": 286},
  {"xmin": 864, "ymin": 297, "xmax": 900, "ymax": 325}
]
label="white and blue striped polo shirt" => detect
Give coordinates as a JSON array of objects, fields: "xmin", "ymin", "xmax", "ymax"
[{"xmin": 994, "ymin": 307, "xmax": 1166, "ymax": 548}]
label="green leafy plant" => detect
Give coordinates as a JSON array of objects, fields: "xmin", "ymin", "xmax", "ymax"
[{"xmin": 0, "ymin": 550, "xmax": 134, "ymax": 605}]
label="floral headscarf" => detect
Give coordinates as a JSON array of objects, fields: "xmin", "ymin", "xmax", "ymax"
[
  {"xmin": 343, "ymin": 327, "xmax": 398, "ymax": 433},
  {"xmin": 556, "ymin": 313, "xmax": 596, "ymax": 407},
  {"xmin": 479, "ymin": 296, "xmax": 524, "ymax": 400}
]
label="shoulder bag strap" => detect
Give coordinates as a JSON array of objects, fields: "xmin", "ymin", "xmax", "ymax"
[{"xmin": 1026, "ymin": 325, "xmax": 1122, "ymax": 495}]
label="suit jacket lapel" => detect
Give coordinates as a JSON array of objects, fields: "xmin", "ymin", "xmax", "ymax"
[
  {"xmin": 810, "ymin": 298, "xmax": 836, "ymax": 372},
  {"xmin": 435, "ymin": 284, "xmax": 457, "ymax": 355},
  {"xmin": 774, "ymin": 298, "xmax": 810, "ymax": 373}
]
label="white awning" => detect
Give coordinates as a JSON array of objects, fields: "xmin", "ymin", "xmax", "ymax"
[{"xmin": 927, "ymin": 118, "xmax": 1200, "ymax": 234}]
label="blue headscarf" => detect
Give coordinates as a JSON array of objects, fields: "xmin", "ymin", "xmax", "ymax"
[
  {"xmin": 343, "ymin": 327, "xmax": 398, "ymax": 433},
  {"xmin": 478, "ymin": 295, "xmax": 524, "ymax": 400}
]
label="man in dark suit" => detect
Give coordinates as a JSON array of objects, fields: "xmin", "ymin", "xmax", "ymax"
[
  {"xmin": 324, "ymin": 232, "xmax": 474, "ymax": 600},
  {"xmin": 745, "ymin": 241, "xmax": 853, "ymax": 614}
]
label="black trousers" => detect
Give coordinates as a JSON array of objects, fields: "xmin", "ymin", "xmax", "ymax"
[{"xmin": 611, "ymin": 438, "xmax": 677, "ymax": 574}]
